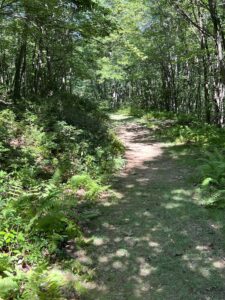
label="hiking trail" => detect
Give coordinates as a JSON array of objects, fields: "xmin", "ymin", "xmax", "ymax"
[{"xmin": 80, "ymin": 115, "xmax": 225, "ymax": 300}]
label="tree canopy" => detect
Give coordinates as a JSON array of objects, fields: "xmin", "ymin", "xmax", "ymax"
[{"xmin": 1, "ymin": 0, "xmax": 225, "ymax": 125}]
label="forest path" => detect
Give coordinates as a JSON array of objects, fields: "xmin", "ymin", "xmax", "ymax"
[{"xmin": 81, "ymin": 115, "xmax": 225, "ymax": 300}]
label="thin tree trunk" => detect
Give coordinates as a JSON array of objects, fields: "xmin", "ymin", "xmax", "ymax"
[
  {"xmin": 208, "ymin": 0, "xmax": 225, "ymax": 126},
  {"xmin": 13, "ymin": 38, "xmax": 27, "ymax": 99}
]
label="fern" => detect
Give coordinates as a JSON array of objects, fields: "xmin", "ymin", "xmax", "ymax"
[
  {"xmin": 21, "ymin": 267, "xmax": 76, "ymax": 300},
  {"xmin": 70, "ymin": 173, "xmax": 106, "ymax": 201},
  {"xmin": 201, "ymin": 189, "xmax": 225, "ymax": 207},
  {"xmin": 198, "ymin": 150, "xmax": 225, "ymax": 185},
  {"xmin": 196, "ymin": 149, "xmax": 225, "ymax": 206},
  {"xmin": 0, "ymin": 277, "xmax": 18, "ymax": 300}
]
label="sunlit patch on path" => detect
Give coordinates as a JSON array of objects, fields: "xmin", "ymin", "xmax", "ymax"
[{"xmin": 81, "ymin": 116, "xmax": 225, "ymax": 300}]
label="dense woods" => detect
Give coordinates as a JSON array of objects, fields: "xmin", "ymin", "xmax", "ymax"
[
  {"xmin": 97, "ymin": 0, "xmax": 225, "ymax": 126},
  {"xmin": 1, "ymin": 0, "xmax": 225, "ymax": 299},
  {"xmin": 1, "ymin": 0, "xmax": 109, "ymax": 99},
  {"xmin": 1, "ymin": 0, "xmax": 225, "ymax": 124}
]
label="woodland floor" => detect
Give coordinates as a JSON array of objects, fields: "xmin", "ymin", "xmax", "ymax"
[{"xmin": 79, "ymin": 115, "xmax": 225, "ymax": 300}]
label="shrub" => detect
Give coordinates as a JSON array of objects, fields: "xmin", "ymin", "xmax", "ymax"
[{"xmin": 0, "ymin": 101, "xmax": 124, "ymax": 298}]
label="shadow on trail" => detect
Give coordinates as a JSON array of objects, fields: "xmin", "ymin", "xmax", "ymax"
[{"xmin": 81, "ymin": 124, "xmax": 225, "ymax": 300}]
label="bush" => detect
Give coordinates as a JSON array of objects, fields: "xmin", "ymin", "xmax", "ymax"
[{"xmin": 0, "ymin": 100, "xmax": 124, "ymax": 299}]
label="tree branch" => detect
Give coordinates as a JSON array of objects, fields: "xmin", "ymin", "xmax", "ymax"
[{"xmin": 171, "ymin": 1, "xmax": 213, "ymax": 38}]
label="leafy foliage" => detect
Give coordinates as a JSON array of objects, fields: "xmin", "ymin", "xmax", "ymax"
[
  {"xmin": 0, "ymin": 277, "xmax": 18, "ymax": 300},
  {"xmin": 197, "ymin": 150, "xmax": 225, "ymax": 207},
  {"xmin": 0, "ymin": 103, "xmax": 124, "ymax": 299}
]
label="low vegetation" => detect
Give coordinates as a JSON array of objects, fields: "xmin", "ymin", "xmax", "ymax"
[
  {"xmin": 0, "ymin": 98, "xmax": 124, "ymax": 300},
  {"xmin": 140, "ymin": 109, "xmax": 225, "ymax": 208}
]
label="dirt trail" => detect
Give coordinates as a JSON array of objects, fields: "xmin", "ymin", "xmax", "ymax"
[{"xmin": 81, "ymin": 117, "xmax": 225, "ymax": 300}]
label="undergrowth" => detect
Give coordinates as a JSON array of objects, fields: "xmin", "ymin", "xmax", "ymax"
[
  {"xmin": 0, "ymin": 96, "xmax": 124, "ymax": 300},
  {"xmin": 144, "ymin": 111, "xmax": 225, "ymax": 207}
]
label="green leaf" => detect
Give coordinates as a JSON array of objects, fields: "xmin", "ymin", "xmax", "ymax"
[{"xmin": 201, "ymin": 177, "xmax": 214, "ymax": 187}]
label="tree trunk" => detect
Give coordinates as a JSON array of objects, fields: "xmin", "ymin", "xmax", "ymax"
[
  {"xmin": 13, "ymin": 40, "xmax": 27, "ymax": 99},
  {"xmin": 208, "ymin": 0, "xmax": 225, "ymax": 126}
]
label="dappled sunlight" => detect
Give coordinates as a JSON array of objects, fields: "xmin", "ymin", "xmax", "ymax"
[
  {"xmin": 102, "ymin": 222, "xmax": 116, "ymax": 230},
  {"xmin": 75, "ymin": 250, "xmax": 93, "ymax": 265},
  {"xmin": 213, "ymin": 260, "xmax": 225, "ymax": 270},
  {"xmin": 110, "ymin": 114, "xmax": 136, "ymax": 122},
  {"xmin": 92, "ymin": 237, "xmax": 107, "ymax": 246},
  {"xmin": 116, "ymin": 249, "xmax": 130, "ymax": 258},
  {"xmin": 98, "ymin": 256, "xmax": 109, "ymax": 264},
  {"xmin": 126, "ymin": 184, "xmax": 135, "ymax": 188},
  {"xmin": 81, "ymin": 121, "xmax": 225, "ymax": 299},
  {"xmin": 161, "ymin": 201, "xmax": 183, "ymax": 209}
]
